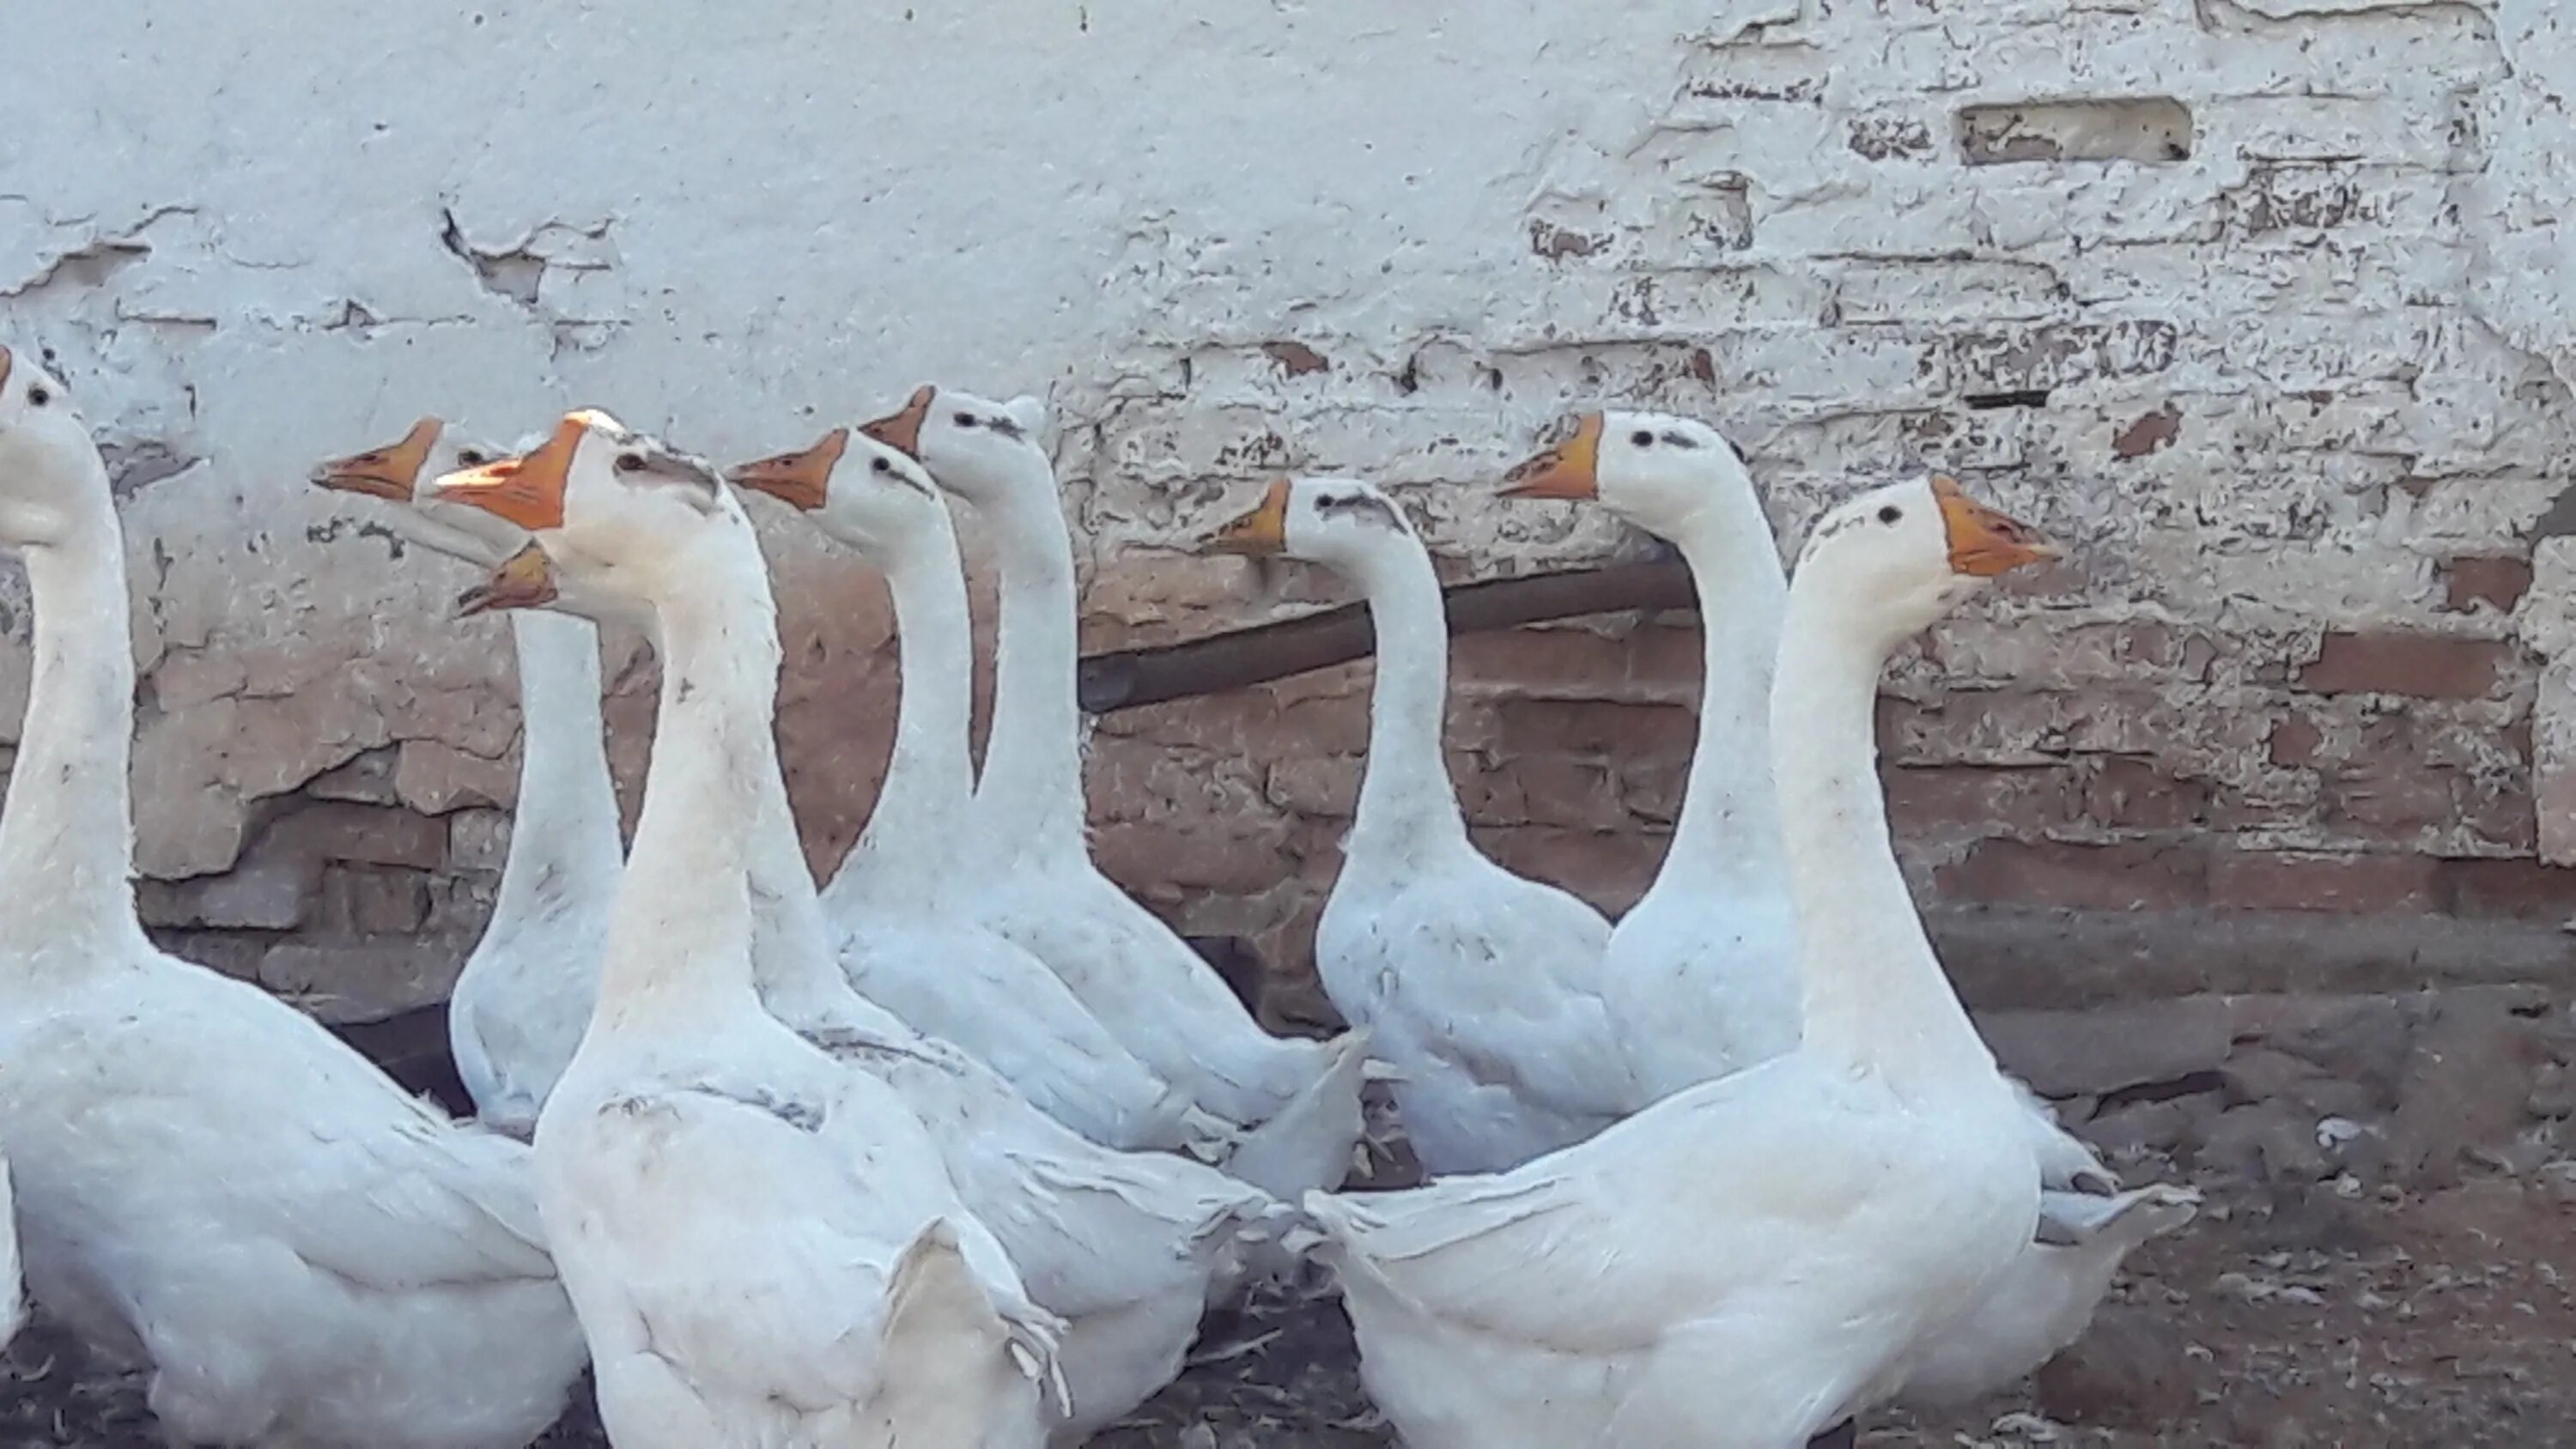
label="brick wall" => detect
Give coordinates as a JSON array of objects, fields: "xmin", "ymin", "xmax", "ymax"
[{"xmin": 12, "ymin": 2, "xmax": 2575, "ymax": 1023}]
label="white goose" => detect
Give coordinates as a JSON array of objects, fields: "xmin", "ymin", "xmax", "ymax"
[
  {"xmin": 1199, "ymin": 476, "xmax": 1640, "ymax": 1176},
  {"xmin": 352, "ymin": 417, "xmax": 1289, "ymax": 1440},
  {"xmin": 848, "ymin": 385, "xmax": 1371, "ymax": 1201},
  {"xmin": 1305, "ymin": 475, "xmax": 2069, "ymax": 1448},
  {"xmin": 428, "ymin": 410, "xmax": 1059, "ymax": 1448},
  {"xmin": 1502, "ymin": 417, "xmax": 2196, "ymax": 1404},
  {"xmin": 312, "ymin": 420, "xmax": 625, "ymax": 1139},
  {"xmin": 0, "ymin": 349, "xmax": 588, "ymax": 1446},
  {"xmin": 708, "ymin": 426, "xmax": 1305, "ymax": 1440},
  {"xmin": 725, "ymin": 427, "xmax": 1218, "ymax": 1157}
]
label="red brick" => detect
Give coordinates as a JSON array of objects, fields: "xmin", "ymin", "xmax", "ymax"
[
  {"xmin": 2081, "ymin": 756, "xmax": 2210, "ymax": 830},
  {"xmin": 2438, "ymin": 858, "xmax": 2576, "ymax": 920},
  {"xmin": 1090, "ymin": 821, "xmax": 1295, "ymax": 900},
  {"xmin": 261, "ymin": 802, "xmax": 448, "ymax": 870},
  {"xmin": 2440, "ymin": 555, "xmax": 2534, "ymax": 615},
  {"xmin": 1471, "ymin": 824, "xmax": 1666, "ymax": 914},
  {"xmin": 1112, "ymin": 689, "xmax": 1372, "ymax": 759},
  {"xmin": 2269, "ymin": 713, "xmax": 2324, "ymax": 767},
  {"xmin": 2209, "ymin": 849, "xmax": 2439, "ymax": 913},
  {"xmin": 1491, "ymin": 698, "xmax": 1697, "ymax": 758},
  {"xmin": 1264, "ymin": 755, "xmax": 1362, "ymax": 817},
  {"xmin": 1449, "ymin": 627, "xmax": 1634, "ymax": 700},
  {"xmin": 1885, "ymin": 765, "xmax": 2076, "ymax": 834},
  {"xmin": 1457, "ymin": 755, "xmax": 1625, "ymax": 831},
  {"xmin": 1933, "ymin": 839, "xmax": 2207, "ymax": 912},
  {"xmin": 2294, "ymin": 632, "xmax": 2512, "ymax": 700}
]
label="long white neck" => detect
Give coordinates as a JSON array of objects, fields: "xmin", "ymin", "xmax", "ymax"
[
  {"xmin": 592, "ymin": 527, "xmax": 780, "ymax": 1030},
  {"xmin": 1771, "ymin": 582, "xmax": 1994, "ymax": 1088},
  {"xmin": 1341, "ymin": 535, "xmax": 1473, "ymax": 864},
  {"xmin": 969, "ymin": 464, "xmax": 1091, "ymax": 850},
  {"xmin": 488, "ymin": 609, "xmax": 623, "ymax": 937},
  {"xmin": 821, "ymin": 518, "xmax": 978, "ymax": 917},
  {"xmin": 1649, "ymin": 491, "xmax": 1793, "ymax": 900},
  {"xmin": 0, "ymin": 475, "xmax": 152, "ymax": 969}
]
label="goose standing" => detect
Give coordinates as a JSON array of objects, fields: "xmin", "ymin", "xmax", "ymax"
[
  {"xmin": 724, "ymin": 426, "xmax": 1219, "ymax": 1157},
  {"xmin": 338, "ymin": 416, "xmax": 1289, "ymax": 1440},
  {"xmin": 1198, "ymin": 476, "xmax": 1640, "ymax": 1175},
  {"xmin": 428, "ymin": 410, "xmax": 1058, "ymax": 1447},
  {"xmin": 1305, "ymin": 475, "xmax": 2066, "ymax": 1448},
  {"xmin": 0, "ymin": 349, "xmax": 587, "ymax": 1446},
  {"xmin": 312, "ymin": 420, "xmax": 624, "ymax": 1139},
  {"xmin": 1501, "ymin": 417, "xmax": 2196, "ymax": 1404},
  {"xmin": 850, "ymin": 385, "xmax": 1370, "ymax": 1200}
]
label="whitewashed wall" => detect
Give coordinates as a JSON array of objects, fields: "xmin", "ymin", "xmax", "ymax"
[{"xmin": 3, "ymin": 1, "xmax": 2573, "ymax": 1019}]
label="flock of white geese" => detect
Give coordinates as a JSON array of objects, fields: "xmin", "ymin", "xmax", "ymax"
[{"xmin": 0, "ymin": 341, "xmax": 2203, "ymax": 1448}]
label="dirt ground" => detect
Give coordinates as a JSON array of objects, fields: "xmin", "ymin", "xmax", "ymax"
[{"xmin": 11, "ymin": 1145, "xmax": 2576, "ymax": 1447}]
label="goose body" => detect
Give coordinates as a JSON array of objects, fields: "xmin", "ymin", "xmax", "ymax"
[
  {"xmin": 1309, "ymin": 475, "xmax": 2065, "ymax": 1446},
  {"xmin": 0, "ymin": 353, "xmax": 585, "ymax": 1449},
  {"xmin": 1202, "ymin": 477, "xmax": 1639, "ymax": 1175},
  {"xmin": 847, "ymin": 386, "xmax": 1372, "ymax": 1200},
  {"xmin": 1502, "ymin": 415, "xmax": 2193, "ymax": 1401},
  {"xmin": 432, "ymin": 411, "xmax": 1057, "ymax": 1448},
  {"xmin": 730, "ymin": 425, "xmax": 1305, "ymax": 1438},
  {"xmin": 313, "ymin": 421, "xmax": 625, "ymax": 1140}
]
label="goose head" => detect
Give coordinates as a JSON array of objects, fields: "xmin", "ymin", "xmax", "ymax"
[
  {"xmin": 310, "ymin": 416, "xmax": 533, "ymax": 562},
  {"xmin": 726, "ymin": 422, "xmax": 951, "ymax": 565},
  {"xmin": 1499, "ymin": 409, "xmax": 1750, "ymax": 538},
  {"xmin": 0, "ymin": 344, "xmax": 112, "ymax": 547},
  {"xmin": 859, "ymin": 384, "xmax": 1052, "ymax": 509},
  {"xmin": 423, "ymin": 409, "xmax": 738, "ymax": 614},
  {"xmin": 1791, "ymin": 474, "xmax": 2059, "ymax": 655},
  {"xmin": 1200, "ymin": 475, "xmax": 1419, "ymax": 571}
]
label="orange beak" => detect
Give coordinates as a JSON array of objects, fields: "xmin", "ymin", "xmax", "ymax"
[
  {"xmin": 860, "ymin": 385, "xmax": 936, "ymax": 459},
  {"xmin": 726, "ymin": 428, "xmax": 847, "ymax": 512},
  {"xmin": 1498, "ymin": 413, "xmax": 1606, "ymax": 500},
  {"xmin": 453, "ymin": 540, "xmax": 560, "ymax": 617},
  {"xmin": 428, "ymin": 415, "xmax": 585, "ymax": 532},
  {"xmin": 312, "ymin": 418, "xmax": 442, "ymax": 501},
  {"xmin": 0, "ymin": 346, "xmax": 13, "ymax": 393},
  {"xmin": 1935, "ymin": 475, "xmax": 2062, "ymax": 577},
  {"xmin": 1200, "ymin": 479, "xmax": 1292, "ymax": 555}
]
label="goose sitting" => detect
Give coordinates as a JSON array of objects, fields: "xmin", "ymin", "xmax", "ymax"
[
  {"xmin": 1502, "ymin": 416, "xmax": 2195, "ymax": 1404},
  {"xmin": 1304, "ymin": 475, "xmax": 2069, "ymax": 1448},
  {"xmin": 0, "ymin": 350, "xmax": 588, "ymax": 1446},
  {"xmin": 434, "ymin": 411, "xmax": 1280, "ymax": 1444},
  {"xmin": 2, "ymin": 1151, "xmax": 21, "ymax": 1351},
  {"xmin": 1197, "ymin": 476, "xmax": 1640, "ymax": 1175},
  {"xmin": 725, "ymin": 426, "xmax": 1219, "ymax": 1158},
  {"xmin": 311, "ymin": 419, "xmax": 625, "ymax": 1139},
  {"xmin": 846, "ymin": 385, "xmax": 1372, "ymax": 1201}
]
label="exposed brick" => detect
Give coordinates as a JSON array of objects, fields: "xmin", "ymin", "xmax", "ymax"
[
  {"xmin": 1491, "ymin": 698, "xmax": 1697, "ymax": 758},
  {"xmin": 259, "ymin": 802, "xmax": 448, "ymax": 871},
  {"xmin": 1261, "ymin": 341, "xmax": 1330, "ymax": 376},
  {"xmin": 1450, "ymin": 627, "xmax": 1636, "ymax": 700},
  {"xmin": 331, "ymin": 866, "xmax": 434, "ymax": 935},
  {"xmin": 1264, "ymin": 754, "xmax": 1362, "ymax": 817},
  {"xmin": 2438, "ymin": 858, "xmax": 2576, "ymax": 921},
  {"xmin": 1934, "ymin": 839, "xmax": 2208, "ymax": 912},
  {"xmin": 1886, "ymin": 764, "xmax": 2077, "ymax": 835},
  {"xmin": 2210, "ymin": 849, "xmax": 2439, "ymax": 914},
  {"xmin": 1472, "ymin": 824, "xmax": 1666, "ymax": 916},
  {"xmin": 2269, "ymin": 713, "xmax": 2324, "ymax": 767},
  {"xmin": 2082, "ymin": 756, "xmax": 2210, "ymax": 831},
  {"xmin": 1091, "ymin": 820, "xmax": 1297, "ymax": 901},
  {"xmin": 2439, "ymin": 555, "xmax": 2534, "ymax": 615},
  {"xmin": 2295, "ymin": 633, "xmax": 2512, "ymax": 700}
]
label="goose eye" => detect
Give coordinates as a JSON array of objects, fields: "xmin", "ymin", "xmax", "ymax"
[
  {"xmin": 455, "ymin": 449, "xmax": 489, "ymax": 467},
  {"xmin": 871, "ymin": 458, "xmax": 890, "ymax": 474},
  {"xmin": 27, "ymin": 385, "xmax": 50, "ymax": 408},
  {"xmin": 1630, "ymin": 430, "xmax": 1654, "ymax": 447},
  {"xmin": 614, "ymin": 453, "xmax": 647, "ymax": 473},
  {"xmin": 953, "ymin": 413, "xmax": 978, "ymax": 428},
  {"xmin": 1878, "ymin": 506, "xmax": 1903, "ymax": 524}
]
